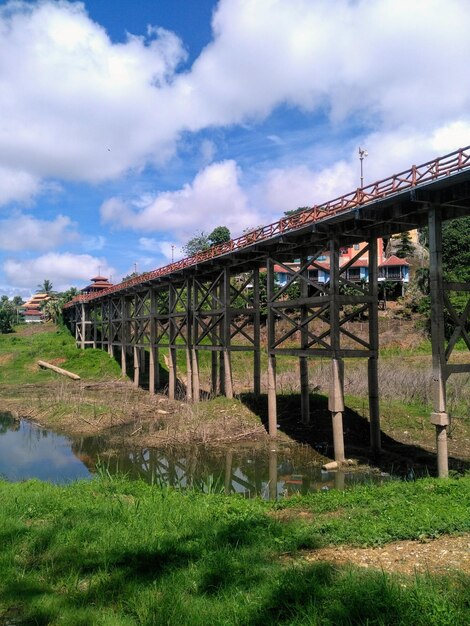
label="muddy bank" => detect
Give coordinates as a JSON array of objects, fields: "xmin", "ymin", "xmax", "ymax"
[{"xmin": 0, "ymin": 379, "xmax": 271, "ymax": 449}]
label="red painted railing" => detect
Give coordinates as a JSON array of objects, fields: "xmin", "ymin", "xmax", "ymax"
[{"xmin": 64, "ymin": 144, "xmax": 470, "ymax": 308}]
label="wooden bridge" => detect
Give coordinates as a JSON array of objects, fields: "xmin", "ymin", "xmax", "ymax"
[{"xmin": 63, "ymin": 146, "xmax": 470, "ymax": 477}]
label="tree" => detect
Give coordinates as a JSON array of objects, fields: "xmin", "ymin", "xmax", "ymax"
[
  {"xmin": 208, "ymin": 226, "xmax": 231, "ymax": 246},
  {"xmin": 182, "ymin": 232, "xmax": 210, "ymax": 256},
  {"xmin": 182, "ymin": 226, "xmax": 232, "ymax": 256},
  {"xmin": 284, "ymin": 207, "xmax": 310, "ymax": 217},
  {"xmin": 394, "ymin": 231, "xmax": 415, "ymax": 259},
  {"xmin": 37, "ymin": 279, "xmax": 54, "ymax": 294},
  {"xmin": 0, "ymin": 298, "xmax": 15, "ymax": 333}
]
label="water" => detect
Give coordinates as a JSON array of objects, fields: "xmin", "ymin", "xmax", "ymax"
[{"xmin": 0, "ymin": 412, "xmax": 388, "ymax": 498}]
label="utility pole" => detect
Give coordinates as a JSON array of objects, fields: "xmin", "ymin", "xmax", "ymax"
[{"xmin": 359, "ymin": 147, "xmax": 368, "ymax": 188}]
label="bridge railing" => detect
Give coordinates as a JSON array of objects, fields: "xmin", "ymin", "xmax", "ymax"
[{"xmin": 63, "ymin": 144, "xmax": 470, "ymax": 308}]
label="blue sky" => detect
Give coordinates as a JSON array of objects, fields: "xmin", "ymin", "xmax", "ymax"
[{"xmin": 1, "ymin": 0, "xmax": 470, "ymax": 296}]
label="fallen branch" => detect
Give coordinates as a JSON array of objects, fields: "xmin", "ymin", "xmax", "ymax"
[{"xmin": 38, "ymin": 360, "xmax": 80, "ymax": 380}]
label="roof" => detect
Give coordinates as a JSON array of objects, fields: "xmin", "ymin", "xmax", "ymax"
[{"xmin": 380, "ymin": 255, "xmax": 410, "ymax": 267}]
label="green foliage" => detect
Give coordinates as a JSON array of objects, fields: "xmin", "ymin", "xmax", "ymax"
[
  {"xmin": 36, "ymin": 278, "xmax": 54, "ymax": 294},
  {"xmin": 0, "ymin": 298, "xmax": 16, "ymax": 334},
  {"xmin": 0, "ymin": 476, "xmax": 468, "ymax": 625},
  {"xmin": 394, "ymin": 231, "xmax": 416, "ymax": 259},
  {"xmin": 183, "ymin": 226, "xmax": 231, "ymax": 256},
  {"xmin": 208, "ymin": 225, "xmax": 231, "ymax": 246},
  {"xmin": 182, "ymin": 231, "xmax": 211, "ymax": 256},
  {"xmin": 442, "ymin": 216, "xmax": 470, "ymax": 281},
  {"xmin": 284, "ymin": 206, "xmax": 310, "ymax": 216}
]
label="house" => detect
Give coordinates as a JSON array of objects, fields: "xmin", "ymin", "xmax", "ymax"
[
  {"xmin": 80, "ymin": 275, "xmax": 113, "ymax": 295},
  {"xmin": 274, "ymin": 238, "xmax": 410, "ymax": 296},
  {"xmin": 21, "ymin": 293, "xmax": 50, "ymax": 323}
]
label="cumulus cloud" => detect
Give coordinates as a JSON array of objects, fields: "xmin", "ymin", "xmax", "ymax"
[
  {"xmin": 1, "ymin": 0, "xmax": 470, "ymax": 209},
  {"xmin": 0, "ymin": 214, "xmax": 76, "ymax": 251},
  {"xmin": 3, "ymin": 252, "xmax": 115, "ymax": 290},
  {"xmin": 101, "ymin": 160, "xmax": 259, "ymax": 237},
  {"xmin": 0, "ymin": 0, "xmax": 186, "ymax": 194}
]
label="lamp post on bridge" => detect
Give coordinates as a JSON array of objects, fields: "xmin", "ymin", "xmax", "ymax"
[{"xmin": 359, "ymin": 147, "xmax": 368, "ymax": 188}]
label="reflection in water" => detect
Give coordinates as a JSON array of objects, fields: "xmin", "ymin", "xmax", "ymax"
[{"xmin": 0, "ymin": 412, "xmax": 388, "ymax": 498}]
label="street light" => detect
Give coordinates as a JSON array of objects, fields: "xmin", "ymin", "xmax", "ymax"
[
  {"xmin": 171, "ymin": 245, "xmax": 175, "ymax": 263},
  {"xmin": 358, "ymin": 147, "xmax": 368, "ymax": 188}
]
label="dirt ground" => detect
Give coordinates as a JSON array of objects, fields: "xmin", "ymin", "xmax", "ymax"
[{"xmin": 303, "ymin": 534, "xmax": 470, "ymax": 576}]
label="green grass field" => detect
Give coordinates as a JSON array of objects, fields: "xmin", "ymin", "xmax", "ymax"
[{"xmin": 0, "ymin": 475, "xmax": 469, "ymax": 625}]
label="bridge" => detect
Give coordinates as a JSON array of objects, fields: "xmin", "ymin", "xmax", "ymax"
[{"xmin": 63, "ymin": 146, "xmax": 470, "ymax": 478}]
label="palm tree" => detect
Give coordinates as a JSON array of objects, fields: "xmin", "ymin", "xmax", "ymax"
[{"xmin": 37, "ymin": 279, "xmax": 54, "ymax": 294}]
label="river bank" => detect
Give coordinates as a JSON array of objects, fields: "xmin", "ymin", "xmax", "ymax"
[{"xmin": 1, "ymin": 324, "xmax": 470, "ymax": 475}]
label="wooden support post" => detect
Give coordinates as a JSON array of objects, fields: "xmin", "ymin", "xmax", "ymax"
[
  {"xmin": 149, "ymin": 290, "xmax": 156, "ymax": 395},
  {"xmin": 329, "ymin": 238, "xmax": 345, "ymax": 462},
  {"xmin": 300, "ymin": 256, "xmax": 310, "ymax": 425},
  {"xmin": 267, "ymin": 258, "xmax": 278, "ymax": 437},
  {"xmin": 429, "ymin": 205, "xmax": 449, "ymax": 477},
  {"xmin": 185, "ymin": 347, "xmax": 193, "ymax": 402},
  {"xmin": 222, "ymin": 269, "xmax": 234, "ymax": 399},
  {"xmin": 210, "ymin": 282, "xmax": 219, "ymax": 395},
  {"xmin": 133, "ymin": 346, "xmax": 140, "ymax": 388},
  {"xmin": 368, "ymin": 237, "xmax": 381, "ymax": 454},
  {"xmin": 185, "ymin": 279, "xmax": 193, "ymax": 402},
  {"xmin": 329, "ymin": 358, "xmax": 345, "ymax": 463},
  {"xmin": 92, "ymin": 304, "xmax": 97, "ymax": 349},
  {"xmin": 253, "ymin": 267, "xmax": 261, "ymax": 397},
  {"xmin": 80, "ymin": 303, "xmax": 86, "ymax": 350},
  {"xmin": 191, "ymin": 278, "xmax": 201, "ymax": 402},
  {"xmin": 168, "ymin": 285, "xmax": 177, "ymax": 401},
  {"xmin": 120, "ymin": 297, "xmax": 127, "ymax": 377}
]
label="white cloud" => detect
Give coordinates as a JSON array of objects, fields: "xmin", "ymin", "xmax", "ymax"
[
  {"xmin": 82, "ymin": 235, "xmax": 106, "ymax": 252},
  {"xmin": 0, "ymin": 214, "xmax": 76, "ymax": 251},
  {"xmin": 1, "ymin": 0, "xmax": 469, "ymax": 208},
  {"xmin": 101, "ymin": 160, "xmax": 259, "ymax": 237},
  {"xmin": 3, "ymin": 252, "xmax": 115, "ymax": 291},
  {"xmin": 0, "ymin": 0, "xmax": 186, "ymax": 196},
  {"xmin": 139, "ymin": 237, "xmax": 183, "ymax": 262}
]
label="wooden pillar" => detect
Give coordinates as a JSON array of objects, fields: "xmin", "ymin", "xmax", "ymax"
[
  {"xmin": 80, "ymin": 303, "xmax": 86, "ymax": 349},
  {"xmin": 428, "ymin": 205, "xmax": 449, "ymax": 477},
  {"xmin": 168, "ymin": 285, "xmax": 177, "ymax": 401},
  {"xmin": 91, "ymin": 304, "xmax": 97, "ymax": 349},
  {"xmin": 149, "ymin": 289, "xmax": 157, "ymax": 395},
  {"xmin": 329, "ymin": 238, "xmax": 345, "ymax": 462},
  {"xmin": 267, "ymin": 258, "xmax": 278, "ymax": 437},
  {"xmin": 222, "ymin": 269, "xmax": 234, "ymax": 398},
  {"xmin": 253, "ymin": 267, "xmax": 261, "ymax": 397},
  {"xmin": 184, "ymin": 279, "xmax": 193, "ymax": 402},
  {"xmin": 368, "ymin": 237, "xmax": 381, "ymax": 454},
  {"xmin": 191, "ymin": 278, "xmax": 201, "ymax": 403},
  {"xmin": 133, "ymin": 346, "xmax": 140, "ymax": 388},
  {"xmin": 300, "ymin": 256, "xmax": 310, "ymax": 424},
  {"xmin": 120, "ymin": 296, "xmax": 127, "ymax": 377}
]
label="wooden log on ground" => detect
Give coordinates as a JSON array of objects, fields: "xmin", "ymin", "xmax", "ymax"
[{"xmin": 38, "ymin": 360, "xmax": 81, "ymax": 380}]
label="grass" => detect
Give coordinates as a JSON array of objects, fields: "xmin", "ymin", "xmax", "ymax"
[
  {"xmin": 0, "ymin": 475, "xmax": 469, "ymax": 625},
  {"xmin": 0, "ymin": 324, "xmax": 121, "ymax": 384}
]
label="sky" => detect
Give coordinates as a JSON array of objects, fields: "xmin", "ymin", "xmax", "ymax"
[{"xmin": 1, "ymin": 0, "xmax": 470, "ymax": 297}]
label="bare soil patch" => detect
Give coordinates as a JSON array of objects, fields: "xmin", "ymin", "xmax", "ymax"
[{"xmin": 302, "ymin": 533, "xmax": 470, "ymax": 575}]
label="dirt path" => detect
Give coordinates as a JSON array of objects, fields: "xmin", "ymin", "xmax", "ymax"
[{"xmin": 303, "ymin": 533, "xmax": 470, "ymax": 575}]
